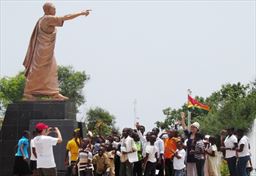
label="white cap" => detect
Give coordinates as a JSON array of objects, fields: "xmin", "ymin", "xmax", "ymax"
[{"xmin": 191, "ymin": 122, "xmax": 200, "ymax": 129}]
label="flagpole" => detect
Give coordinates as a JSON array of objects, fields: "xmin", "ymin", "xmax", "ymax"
[{"xmin": 187, "ymin": 89, "xmax": 192, "ymax": 131}]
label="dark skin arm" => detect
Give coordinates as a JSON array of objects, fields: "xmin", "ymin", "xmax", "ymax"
[
  {"xmin": 236, "ymin": 144, "xmax": 244, "ymax": 153},
  {"xmin": 205, "ymin": 150, "xmax": 215, "ymax": 157},
  {"xmin": 32, "ymin": 147, "xmax": 37, "ymax": 158},
  {"xmin": 143, "ymin": 153, "xmax": 149, "ymax": 168},
  {"xmin": 158, "ymin": 153, "xmax": 164, "ymax": 164},
  {"xmin": 20, "ymin": 144, "xmax": 26, "ymax": 159},
  {"xmin": 174, "ymin": 151, "xmax": 181, "ymax": 159},
  {"xmin": 221, "ymin": 143, "xmax": 238, "ymax": 151},
  {"xmin": 65, "ymin": 150, "xmax": 69, "ymax": 165}
]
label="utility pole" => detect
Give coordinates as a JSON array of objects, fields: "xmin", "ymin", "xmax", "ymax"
[
  {"xmin": 133, "ymin": 99, "xmax": 139, "ymax": 127},
  {"xmin": 187, "ymin": 89, "xmax": 192, "ymax": 131}
]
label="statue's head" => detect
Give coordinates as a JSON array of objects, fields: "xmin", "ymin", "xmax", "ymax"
[{"xmin": 43, "ymin": 2, "xmax": 56, "ymax": 15}]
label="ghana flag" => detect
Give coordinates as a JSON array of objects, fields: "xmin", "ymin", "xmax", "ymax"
[{"xmin": 187, "ymin": 95, "xmax": 210, "ymax": 111}]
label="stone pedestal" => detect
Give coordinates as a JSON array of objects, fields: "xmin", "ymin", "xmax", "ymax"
[{"xmin": 0, "ymin": 101, "xmax": 77, "ymax": 176}]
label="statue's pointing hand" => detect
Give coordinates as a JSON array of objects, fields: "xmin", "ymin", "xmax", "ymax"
[{"xmin": 82, "ymin": 9, "xmax": 92, "ymax": 16}]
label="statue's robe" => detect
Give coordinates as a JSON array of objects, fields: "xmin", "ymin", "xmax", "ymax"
[{"xmin": 23, "ymin": 15, "xmax": 64, "ymax": 96}]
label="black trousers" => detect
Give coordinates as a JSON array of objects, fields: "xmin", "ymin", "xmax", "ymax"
[
  {"xmin": 144, "ymin": 161, "xmax": 156, "ymax": 176},
  {"xmin": 133, "ymin": 160, "xmax": 143, "ymax": 176},
  {"xmin": 165, "ymin": 159, "xmax": 174, "ymax": 176}
]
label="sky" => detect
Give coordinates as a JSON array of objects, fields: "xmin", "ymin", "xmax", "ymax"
[{"xmin": 1, "ymin": 0, "xmax": 255, "ymax": 131}]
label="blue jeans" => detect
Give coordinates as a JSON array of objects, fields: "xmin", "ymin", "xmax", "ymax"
[
  {"xmin": 226, "ymin": 156, "xmax": 237, "ymax": 176},
  {"xmin": 237, "ymin": 155, "xmax": 250, "ymax": 176},
  {"xmin": 174, "ymin": 169, "xmax": 185, "ymax": 176}
]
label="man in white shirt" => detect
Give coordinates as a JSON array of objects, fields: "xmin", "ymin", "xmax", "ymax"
[
  {"xmin": 152, "ymin": 128, "xmax": 164, "ymax": 176},
  {"xmin": 120, "ymin": 128, "xmax": 136, "ymax": 176},
  {"xmin": 236, "ymin": 129, "xmax": 250, "ymax": 176},
  {"xmin": 221, "ymin": 128, "xmax": 238, "ymax": 176},
  {"xmin": 34, "ymin": 122, "xmax": 62, "ymax": 176},
  {"xmin": 143, "ymin": 134, "xmax": 158, "ymax": 176}
]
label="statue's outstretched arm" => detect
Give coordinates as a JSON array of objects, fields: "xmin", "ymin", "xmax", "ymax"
[{"xmin": 62, "ymin": 9, "xmax": 91, "ymax": 21}]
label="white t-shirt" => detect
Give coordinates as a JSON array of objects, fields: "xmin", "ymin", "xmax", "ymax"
[
  {"xmin": 30, "ymin": 138, "xmax": 37, "ymax": 161},
  {"xmin": 34, "ymin": 135, "xmax": 58, "ymax": 168},
  {"xmin": 224, "ymin": 134, "xmax": 237, "ymax": 158},
  {"xmin": 154, "ymin": 137, "xmax": 164, "ymax": 158},
  {"xmin": 145, "ymin": 145, "xmax": 158, "ymax": 163},
  {"xmin": 173, "ymin": 149, "xmax": 186, "ymax": 170},
  {"xmin": 237, "ymin": 136, "xmax": 250, "ymax": 157}
]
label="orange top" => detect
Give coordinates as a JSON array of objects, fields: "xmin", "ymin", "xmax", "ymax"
[{"xmin": 164, "ymin": 138, "xmax": 177, "ymax": 159}]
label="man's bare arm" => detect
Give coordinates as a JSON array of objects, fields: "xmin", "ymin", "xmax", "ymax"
[
  {"xmin": 54, "ymin": 127, "xmax": 63, "ymax": 144},
  {"xmin": 181, "ymin": 112, "xmax": 187, "ymax": 130}
]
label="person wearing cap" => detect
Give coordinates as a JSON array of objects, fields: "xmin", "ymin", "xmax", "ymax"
[
  {"xmin": 65, "ymin": 128, "xmax": 82, "ymax": 176},
  {"xmin": 181, "ymin": 112, "xmax": 200, "ymax": 176},
  {"xmin": 34, "ymin": 122, "xmax": 62, "ymax": 176}
]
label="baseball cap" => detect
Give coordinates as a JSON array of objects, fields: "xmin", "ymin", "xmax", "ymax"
[
  {"xmin": 191, "ymin": 122, "xmax": 200, "ymax": 129},
  {"xmin": 36, "ymin": 122, "xmax": 48, "ymax": 131}
]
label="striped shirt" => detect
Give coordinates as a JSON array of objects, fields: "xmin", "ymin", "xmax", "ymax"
[
  {"xmin": 78, "ymin": 148, "xmax": 93, "ymax": 171},
  {"xmin": 194, "ymin": 140, "xmax": 205, "ymax": 160}
]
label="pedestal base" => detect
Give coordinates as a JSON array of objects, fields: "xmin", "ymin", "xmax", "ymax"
[{"xmin": 0, "ymin": 101, "xmax": 77, "ymax": 176}]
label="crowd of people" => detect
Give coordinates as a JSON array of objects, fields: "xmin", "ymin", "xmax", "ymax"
[{"xmin": 13, "ymin": 112, "xmax": 253, "ymax": 176}]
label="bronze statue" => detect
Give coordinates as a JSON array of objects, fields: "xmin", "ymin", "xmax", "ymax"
[{"xmin": 23, "ymin": 2, "xmax": 91, "ymax": 100}]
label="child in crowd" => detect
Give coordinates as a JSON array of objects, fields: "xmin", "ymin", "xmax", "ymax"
[
  {"xmin": 143, "ymin": 134, "xmax": 158, "ymax": 176},
  {"xmin": 77, "ymin": 139, "xmax": 93, "ymax": 176},
  {"xmin": 92, "ymin": 147, "xmax": 110, "ymax": 176},
  {"xmin": 133, "ymin": 132, "xmax": 143, "ymax": 176},
  {"xmin": 106, "ymin": 142, "xmax": 116, "ymax": 176},
  {"xmin": 173, "ymin": 140, "xmax": 186, "ymax": 176},
  {"xmin": 205, "ymin": 136, "xmax": 219, "ymax": 176}
]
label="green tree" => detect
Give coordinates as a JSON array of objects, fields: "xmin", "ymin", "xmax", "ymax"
[
  {"xmin": 86, "ymin": 107, "xmax": 116, "ymax": 136},
  {"xmin": 197, "ymin": 82, "xmax": 254, "ymax": 135},
  {"xmin": 158, "ymin": 82, "xmax": 256, "ymax": 136},
  {"xmin": 0, "ymin": 66, "xmax": 89, "ymax": 112},
  {"xmin": 58, "ymin": 66, "xmax": 89, "ymax": 111},
  {"xmin": 0, "ymin": 72, "xmax": 25, "ymax": 108}
]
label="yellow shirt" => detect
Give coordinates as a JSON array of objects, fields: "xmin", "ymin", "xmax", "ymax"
[{"xmin": 66, "ymin": 138, "xmax": 80, "ymax": 161}]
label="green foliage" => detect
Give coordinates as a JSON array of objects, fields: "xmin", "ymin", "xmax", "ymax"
[
  {"xmin": 0, "ymin": 118, "xmax": 3, "ymax": 129},
  {"xmin": 58, "ymin": 66, "xmax": 89, "ymax": 111},
  {"xmin": 158, "ymin": 82, "xmax": 256, "ymax": 136},
  {"xmin": 220, "ymin": 159, "xmax": 230, "ymax": 176},
  {"xmin": 86, "ymin": 107, "xmax": 116, "ymax": 136},
  {"xmin": 0, "ymin": 72, "xmax": 25, "ymax": 107},
  {"xmin": 198, "ymin": 82, "xmax": 256, "ymax": 135},
  {"xmin": 0, "ymin": 66, "xmax": 89, "ymax": 112}
]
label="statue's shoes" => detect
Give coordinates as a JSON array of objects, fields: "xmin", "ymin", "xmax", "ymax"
[
  {"xmin": 52, "ymin": 93, "xmax": 69, "ymax": 100},
  {"xmin": 22, "ymin": 94, "xmax": 38, "ymax": 101}
]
